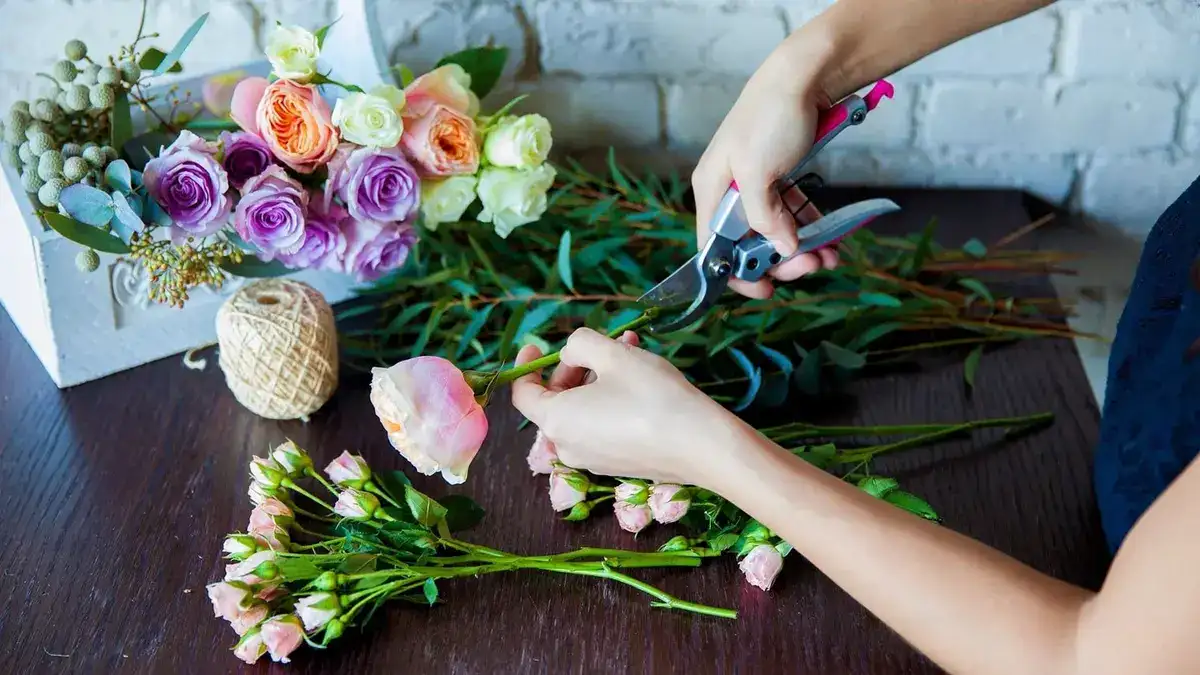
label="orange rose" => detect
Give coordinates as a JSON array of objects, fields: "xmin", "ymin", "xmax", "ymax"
[
  {"xmin": 230, "ymin": 77, "xmax": 339, "ymax": 174},
  {"xmin": 403, "ymin": 64, "xmax": 480, "ymax": 118},
  {"xmin": 400, "ymin": 103, "xmax": 480, "ymax": 177}
]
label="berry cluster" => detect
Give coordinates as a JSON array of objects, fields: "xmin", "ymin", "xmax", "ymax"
[{"xmin": 0, "ymin": 39, "xmax": 136, "ymax": 209}]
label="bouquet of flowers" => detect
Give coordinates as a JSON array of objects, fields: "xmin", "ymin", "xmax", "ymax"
[{"xmin": 0, "ymin": 6, "xmax": 555, "ymax": 307}]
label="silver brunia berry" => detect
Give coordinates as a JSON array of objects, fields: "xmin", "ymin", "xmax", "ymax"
[{"xmin": 76, "ymin": 249, "xmax": 100, "ymax": 273}]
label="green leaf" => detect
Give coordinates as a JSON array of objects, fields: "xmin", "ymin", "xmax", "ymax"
[
  {"xmin": 435, "ymin": 46, "xmax": 508, "ymax": 99},
  {"xmin": 373, "ymin": 471, "xmax": 412, "ymax": 505},
  {"xmin": 152, "ymin": 13, "xmax": 208, "ymax": 76},
  {"xmin": 275, "ymin": 556, "xmax": 323, "ymax": 580},
  {"xmin": 964, "ymin": 344, "xmax": 983, "ymax": 390},
  {"xmin": 314, "ymin": 19, "xmax": 340, "ymax": 49},
  {"xmin": 410, "ymin": 299, "xmax": 452, "ymax": 358},
  {"xmin": 110, "ymin": 192, "xmax": 145, "ymax": 240},
  {"xmin": 58, "ymin": 184, "xmax": 114, "ymax": 226},
  {"xmin": 961, "ymin": 238, "xmax": 987, "ymax": 259},
  {"xmin": 858, "ymin": 292, "xmax": 903, "ymax": 308},
  {"xmin": 455, "ymin": 305, "xmax": 496, "ymax": 360},
  {"xmin": 726, "ymin": 347, "xmax": 762, "ymax": 412},
  {"xmin": 821, "ymin": 341, "xmax": 866, "ymax": 369},
  {"xmin": 516, "ymin": 301, "xmax": 563, "ymax": 339},
  {"xmin": 110, "ymin": 87, "xmax": 133, "ymax": 159},
  {"xmin": 793, "ymin": 443, "xmax": 837, "ymax": 469},
  {"xmin": 856, "ymin": 476, "xmax": 899, "ymax": 499},
  {"xmin": 423, "ymin": 578, "xmax": 439, "ymax": 606},
  {"xmin": 404, "ymin": 484, "xmax": 448, "ymax": 527},
  {"xmin": 219, "ymin": 255, "xmax": 292, "ymax": 278},
  {"xmin": 795, "ymin": 346, "xmax": 822, "ymax": 395},
  {"xmin": 900, "ymin": 218, "xmax": 937, "ymax": 277},
  {"xmin": 182, "ymin": 118, "xmax": 241, "ymax": 131},
  {"xmin": 137, "ymin": 47, "xmax": 183, "ymax": 74},
  {"xmin": 706, "ymin": 533, "xmax": 739, "ymax": 553},
  {"xmin": 104, "ymin": 160, "xmax": 133, "ymax": 194},
  {"xmin": 556, "ymin": 231, "xmax": 575, "ymax": 291},
  {"xmin": 606, "ymin": 147, "xmax": 632, "ymax": 193},
  {"xmin": 438, "ymin": 495, "xmax": 485, "ymax": 532},
  {"xmin": 41, "ymin": 212, "xmax": 130, "ymax": 254},
  {"xmin": 884, "ymin": 491, "xmax": 940, "ymax": 522},
  {"xmin": 377, "ymin": 522, "xmax": 437, "ymax": 551},
  {"xmin": 957, "ymin": 278, "xmax": 994, "ymax": 305},
  {"xmin": 847, "ymin": 322, "xmax": 902, "ymax": 351},
  {"xmin": 393, "ymin": 63, "xmax": 416, "ymax": 87}
]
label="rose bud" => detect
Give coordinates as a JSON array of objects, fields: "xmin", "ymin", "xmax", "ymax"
[
  {"xmin": 230, "ymin": 602, "xmax": 269, "ymax": 636},
  {"xmin": 648, "ymin": 484, "xmax": 690, "ymax": 524},
  {"xmin": 613, "ymin": 482, "xmax": 652, "ymax": 534},
  {"xmin": 248, "ymin": 481, "xmax": 284, "ymax": 506},
  {"xmin": 223, "ymin": 534, "xmax": 260, "ymax": 561},
  {"xmin": 563, "ymin": 499, "xmax": 593, "ymax": 522},
  {"xmin": 333, "ymin": 488, "xmax": 381, "ymax": 520},
  {"xmin": 370, "ymin": 357, "xmax": 488, "ymax": 485},
  {"xmin": 255, "ymin": 581, "xmax": 289, "ymax": 603},
  {"xmin": 225, "ymin": 550, "xmax": 278, "ymax": 586},
  {"xmin": 261, "ymin": 614, "xmax": 306, "ymax": 663},
  {"xmin": 526, "ymin": 429, "xmax": 558, "ymax": 475},
  {"xmin": 738, "ymin": 544, "xmax": 785, "ymax": 592},
  {"xmin": 249, "ymin": 497, "xmax": 295, "ymax": 532},
  {"xmin": 207, "ymin": 581, "xmax": 251, "ymax": 621},
  {"xmin": 324, "ymin": 451, "xmax": 371, "ymax": 488},
  {"xmin": 658, "ymin": 535, "xmax": 692, "ymax": 553},
  {"xmin": 295, "ymin": 592, "xmax": 341, "ymax": 631},
  {"xmin": 254, "ymin": 526, "xmax": 291, "ymax": 552},
  {"xmin": 271, "ymin": 440, "xmax": 312, "ymax": 477},
  {"xmin": 549, "ymin": 467, "xmax": 588, "ymax": 512},
  {"xmin": 249, "ymin": 456, "xmax": 286, "ymax": 488},
  {"xmin": 233, "ymin": 627, "xmax": 267, "ymax": 665}
]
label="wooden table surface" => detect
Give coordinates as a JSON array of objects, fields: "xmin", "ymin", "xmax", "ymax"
[{"xmin": 0, "ymin": 188, "xmax": 1112, "ymax": 674}]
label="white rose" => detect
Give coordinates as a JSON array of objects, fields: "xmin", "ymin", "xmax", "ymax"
[
  {"xmin": 265, "ymin": 25, "xmax": 319, "ymax": 82},
  {"xmin": 420, "ymin": 175, "xmax": 478, "ymax": 230},
  {"xmin": 476, "ymin": 163, "xmax": 557, "ymax": 238},
  {"xmin": 483, "ymin": 114, "xmax": 553, "ymax": 168},
  {"xmin": 332, "ymin": 85, "xmax": 406, "ymax": 148}
]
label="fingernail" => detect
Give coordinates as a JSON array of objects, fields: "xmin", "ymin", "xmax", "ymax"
[{"xmin": 771, "ymin": 237, "xmax": 798, "ymax": 257}]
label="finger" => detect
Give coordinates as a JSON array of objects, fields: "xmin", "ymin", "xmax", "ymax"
[
  {"xmin": 769, "ymin": 252, "xmax": 822, "ymax": 282},
  {"xmin": 581, "ymin": 331, "xmax": 639, "ymax": 385},
  {"xmin": 735, "ymin": 170, "xmax": 799, "ymax": 258},
  {"xmin": 728, "ymin": 277, "xmax": 774, "ymax": 299},
  {"xmin": 692, "ymin": 157, "xmax": 733, "ymax": 247},
  {"xmin": 817, "ymin": 247, "xmax": 839, "ymax": 270},
  {"xmin": 548, "ymin": 360, "xmax": 587, "ymax": 392},
  {"xmin": 781, "ymin": 186, "xmax": 821, "ymax": 225},
  {"xmin": 560, "ymin": 327, "xmax": 630, "ymax": 375},
  {"xmin": 511, "ymin": 345, "xmax": 554, "ymax": 423}
]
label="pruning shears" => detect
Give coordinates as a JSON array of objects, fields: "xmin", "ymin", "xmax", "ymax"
[{"xmin": 638, "ymin": 80, "xmax": 903, "ymax": 333}]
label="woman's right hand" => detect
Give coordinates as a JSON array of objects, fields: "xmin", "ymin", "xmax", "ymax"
[{"xmin": 691, "ymin": 35, "xmax": 841, "ymax": 301}]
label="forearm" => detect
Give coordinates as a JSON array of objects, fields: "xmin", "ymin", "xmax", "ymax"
[
  {"xmin": 780, "ymin": 0, "xmax": 1055, "ymax": 103},
  {"xmin": 703, "ymin": 422, "xmax": 1092, "ymax": 675}
]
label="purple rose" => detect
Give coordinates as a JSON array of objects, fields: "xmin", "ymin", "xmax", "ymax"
[
  {"xmin": 233, "ymin": 165, "xmax": 308, "ymax": 259},
  {"xmin": 325, "ymin": 144, "xmax": 419, "ymax": 224},
  {"xmin": 277, "ymin": 193, "xmax": 349, "ymax": 271},
  {"xmin": 144, "ymin": 130, "xmax": 232, "ymax": 237},
  {"xmin": 342, "ymin": 219, "xmax": 417, "ymax": 282},
  {"xmin": 220, "ymin": 131, "xmax": 275, "ymax": 190}
]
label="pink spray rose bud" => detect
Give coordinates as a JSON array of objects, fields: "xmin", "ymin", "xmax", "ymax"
[
  {"xmin": 254, "ymin": 526, "xmax": 292, "ymax": 552},
  {"xmin": 271, "ymin": 440, "xmax": 312, "ymax": 477},
  {"xmin": 249, "ymin": 497, "xmax": 295, "ymax": 532},
  {"xmin": 738, "ymin": 544, "xmax": 785, "ymax": 592},
  {"xmin": 225, "ymin": 550, "xmax": 278, "ymax": 586},
  {"xmin": 648, "ymin": 484, "xmax": 690, "ymax": 524},
  {"xmin": 369, "ymin": 357, "xmax": 489, "ymax": 485},
  {"xmin": 613, "ymin": 482, "xmax": 653, "ymax": 534},
  {"xmin": 233, "ymin": 627, "xmax": 267, "ymax": 665},
  {"xmin": 255, "ymin": 581, "xmax": 289, "ymax": 603},
  {"xmin": 248, "ymin": 481, "xmax": 284, "ymax": 506},
  {"xmin": 332, "ymin": 488, "xmax": 381, "ymax": 520},
  {"xmin": 526, "ymin": 429, "xmax": 559, "ymax": 475},
  {"xmin": 223, "ymin": 534, "xmax": 260, "ymax": 561},
  {"xmin": 207, "ymin": 581, "xmax": 252, "ymax": 621},
  {"xmin": 295, "ymin": 592, "xmax": 341, "ymax": 631},
  {"xmin": 261, "ymin": 614, "xmax": 306, "ymax": 663},
  {"xmin": 549, "ymin": 466, "xmax": 588, "ymax": 512},
  {"xmin": 324, "ymin": 450, "xmax": 371, "ymax": 488},
  {"xmin": 250, "ymin": 456, "xmax": 286, "ymax": 488},
  {"xmin": 230, "ymin": 601, "xmax": 269, "ymax": 636}
]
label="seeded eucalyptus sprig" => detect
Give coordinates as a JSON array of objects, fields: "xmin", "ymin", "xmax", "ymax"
[{"xmin": 343, "ymin": 150, "xmax": 1091, "ymax": 409}]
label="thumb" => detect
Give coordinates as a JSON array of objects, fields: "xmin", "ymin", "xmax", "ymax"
[
  {"xmin": 735, "ymin": 172, "xmax": 799, "ymax": 258},
  {"xmin": 510, "ymin": 344, "xmax": 555, "ymax": 424}
]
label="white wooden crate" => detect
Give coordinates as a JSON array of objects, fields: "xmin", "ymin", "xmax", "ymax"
[{"xmin": 0, "ymin": 0, "xmax": 386, "ymax": 387}]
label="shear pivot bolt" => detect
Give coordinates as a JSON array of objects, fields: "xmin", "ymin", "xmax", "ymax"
[{"xmin": 711, "ymin": 259, "xmax": 732, "ymax": 277}]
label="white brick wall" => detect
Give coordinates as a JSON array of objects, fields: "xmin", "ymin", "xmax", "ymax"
[{"xmin": 4, "ymin": 0, "xmax": 1199, "ymax": 238}]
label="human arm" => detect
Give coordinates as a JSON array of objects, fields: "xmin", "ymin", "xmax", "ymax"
[
  {"xmin": 700, "ymin": 0, "xmax": 1055, "ymax": 299},
  {"xmin": 510, "ymin": 331, "xmax": 1200, "ymax": 675}
]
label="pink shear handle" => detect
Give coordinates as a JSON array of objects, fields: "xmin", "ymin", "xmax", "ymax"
[{"xmin": 730, "ymin": 80, "xmax": 893, "ymax": 192}]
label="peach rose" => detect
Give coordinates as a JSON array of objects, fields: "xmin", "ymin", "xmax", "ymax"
[
  {"xmin": 400, "ymin": 103, "xmax": 480, "ymax": 177},
  {"xmin": 739, "ymin": 544, "xmax": 784, "ymax": 591},
  {"xmin": 230, "ymin": 76, "xmax": 339, "ymax": 174},
  {"xmin": 404, "ymin": 64, "xmax": 479, "ymax": 118}
]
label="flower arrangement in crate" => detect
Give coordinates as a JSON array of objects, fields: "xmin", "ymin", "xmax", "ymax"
[{"xmin": 0, "ymin": 7, "xmax": 554, "ymax": 308}]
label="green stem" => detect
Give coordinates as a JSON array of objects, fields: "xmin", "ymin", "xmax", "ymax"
[
  {"xmin": 284, "ymin": 479, "xmax": 335, "ymax": 511},
  {"xmin": 833, "ymin": 423, "xmax": 970, "ymax": 464},
  {"xmin": 305, "ymin": 468, "xmax": 341, "ymax": 497},
  {"xmin": 762, "ymin": 412, "xmax": 1053, "ymax": 443},
  {"xmin": 364, "ymin": 481, "xmax": 405, "ymax": 510},
  {"xmin": 539, "ymin": 563, "xmax": 737, "ymax": 619},
  {"xmin": 292, "ymin": 505, "xmax": 337, "ymax": 523}
]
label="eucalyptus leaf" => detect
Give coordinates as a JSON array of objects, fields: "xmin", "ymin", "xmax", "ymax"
[
  {"xmin": 104, "ymin": 160, "xmax": 133, "ymax": 194},
  {"xmin": 138, "ymin": 47, "xmax": 184, "ymax": 74},
  {"xmin": 557, "ymin": 231, "xmax": 575, "ymax": 291},
  {"xmin": 109, "ymin": 192, "xmax": 144, "ymax": 242},
  {"xmin": 957, "ymin": 278, "xmax": 994, "ymax": 305},
  {"xmin": 111, "ymin": 88, "xmax": 133, "ymax": 152},
  {"xmin": 153, "ymin": 13, "xmax": 209, "ymax": 76},
  {"xmin": 58, "ymin": 184, "xmax": 115, "ymax": 226},
  {"xmin": 961, "ymin": 238, "xmax": 987, "ymax": 259},
  {"xmin": 42, "ymin": 212, "xmax": 130, "ymax": 254},
  {"xmin": 964, "ymin": 344, "xmax": 984, "ymax": 390},
  {"xmin": 455, "ymin": 305, "xmax": 496, "ymax": 360},
  {"xmin": 821, "ymin": 341, "xmax": 866, "ymax": 369},
  {"xmin": 859, "ymin": 291, "xmax": 903, "ymax": 308},
  {"xmin": 726, "ymin": 347, "xmax": 763, "ymax": 412},
  {"xmin": 219, "ymin": 255, "xmax": 291, "ymax": 278}
]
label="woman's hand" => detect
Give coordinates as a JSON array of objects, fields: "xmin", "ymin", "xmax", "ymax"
[
  {"xmin": 692, "ymin": 38, "xmax": 840, "ymax": 301},
  {"xmin": 509, "ymin": 328, "xmax": 747, "ymax": 487}
]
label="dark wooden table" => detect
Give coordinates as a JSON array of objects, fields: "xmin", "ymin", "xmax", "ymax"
[{"xmin": 0, "ymin": 188, "xmax": 1111, "ymax": 674}]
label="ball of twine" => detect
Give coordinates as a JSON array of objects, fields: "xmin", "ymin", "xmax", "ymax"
[{"xmin": 216, "ymin": 278, "xmax": 339, "ymax": 421}]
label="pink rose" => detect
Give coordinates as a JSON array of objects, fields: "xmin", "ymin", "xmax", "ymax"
[
  {"xmin": 549, "ymin": 466, "xmax": 587, "ymax": 512},
  {"xmin": 202, "ymin": 70, "xmax": 247, "ymax": 117},
  {"xmin": 248, "ymin": 482, "xmax": 281, "ymax": 506},
  {"xmin": 400, "ymin": 103, "xmax": 480, "ymax": 177},
  {"xmin": 234, "ymin": 628, "xmax": 267, "ymax": 664},
  {"xmin": 230, "ymin": 602, "xmax": 269, "ymax": 636},
  {"xmin": 613, "ymin": 482, "xmax": 652, "ymax": 534},
  {"xmin": 249, "ymin": 456, "xmax": 285, "ymax": 488},
  {"xmin": 222, "ymin": 534, "xmax": 259, "ymax": 559},
  {"xmin": 206, "ymin": 581, "xmax": 250, "ymax": 621},
  {"xmin": 295, "ymin": 592, "xmax": 340, "ymax": 631},
  {"xmin": 648, "ymin": 484, "xmax": 690, "ymax": 524},
  {"xmin": 261, "ymin": 614, "xmax": 306, "ymax": 663},
  {"xmin": 739, "ymin": 544, "xmax": 784, "ymax": 591},
  {"xmin": 369, "ymin": 357, "xmax": 489, "ymax": 485},
  {"xmin": 325, "ymin": 450, "xmax": 370, "ymax": 487},
  {"xmin": 253, "ymin": 526, "xmax": 291, "ymax": 552},
  {"xmin": 404, "ymin": 64, "xmax": 480, "ymax": 118},
  {"xmin": 230, "ymin": 77, "xmax": 339, "ymax": 174},
  {"xmin": 248, "ymin": 497, "xmax": 294, "ymax": 532},
  {"xmin": 332, "ymin": 488, "xmax": 381, "ymax": 520},
  {"xmin": 255, "ymin": 581, "xmax": 288, "ymax": 604},
  {"xmin": 225, "ymin": 550, "xmax": 276, "ymax": 586},
  {"xmin": 526, "ymin": 429, "xmax": 558, "ymax": 475}
]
